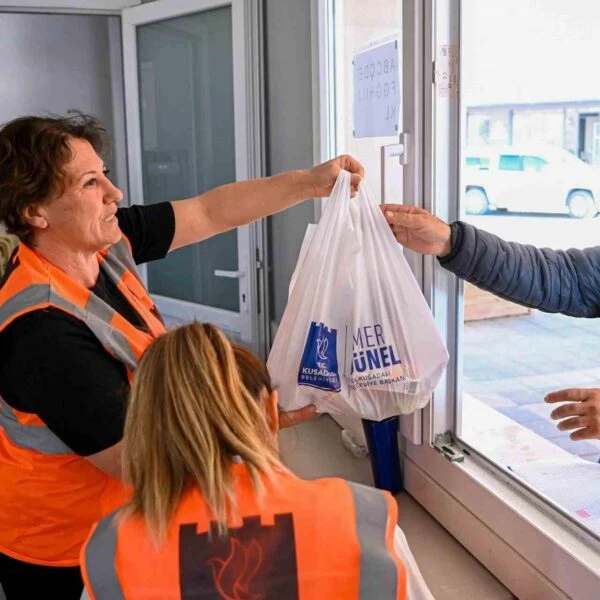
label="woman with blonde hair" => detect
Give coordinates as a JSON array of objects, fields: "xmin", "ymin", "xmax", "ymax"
[{"xmin": 81, "ymin": 322, "xmax": 432, "ymax": 599}]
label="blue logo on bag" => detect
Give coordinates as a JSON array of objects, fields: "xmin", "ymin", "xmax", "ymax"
[{"xmin": 298, "ymin": 321, "xmax": 341, "ymax": 392}]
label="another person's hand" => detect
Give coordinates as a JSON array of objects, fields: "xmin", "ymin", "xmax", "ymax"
[
  {"xmin": 545, "ymin": 388, "xmax": 600, "ymax": 440},
  {"xmin": 306, "ymin": 155, "xmax": 364, "ymax": 198},
  {"xmin": 382, "ymin": 204, "xmax": 452, "ymax": 256},
  {"xmin": 278, "ymin": 404, "xmax": 318, "ymax": 429}
]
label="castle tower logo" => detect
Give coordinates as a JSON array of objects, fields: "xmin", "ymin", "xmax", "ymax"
[
  {"xmin": 179, "ymin": 514, "xmax": 298, "ymax": 599},
  {"xmin": 297, "ymin": 321, "xmax": 341, "ymax": 392}
]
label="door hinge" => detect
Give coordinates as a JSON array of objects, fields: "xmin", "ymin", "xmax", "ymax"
[{"xmin": 433, "ymin": 432, "xmax": 465, "ymax": 462}]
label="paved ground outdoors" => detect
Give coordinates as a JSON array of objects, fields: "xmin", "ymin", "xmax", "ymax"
[{"xmin": 463, "ymin": 310, "xmax": 600, "ymax": 462}]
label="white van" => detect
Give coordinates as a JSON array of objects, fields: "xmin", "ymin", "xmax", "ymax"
[{"xmin": 463, "ymin": 145, "xmax": 600, "ymax": 218}]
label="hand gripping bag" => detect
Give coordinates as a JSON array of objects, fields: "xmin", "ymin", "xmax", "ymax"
[{"xmin": 267, "ymin": 171, "xmax": 449, "ymax": 421}]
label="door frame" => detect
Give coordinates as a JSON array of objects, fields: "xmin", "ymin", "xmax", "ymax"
[
  {"xmin": 311, "ymin": 0, "xmax": 424, "ymax": 445},
  {"xmin": 0, "ymin": 0, "xmax": 137, "ymax": 14},
  {"xmin": 121, "ymin": 0, "xmax": 268, "ymax": 353}
]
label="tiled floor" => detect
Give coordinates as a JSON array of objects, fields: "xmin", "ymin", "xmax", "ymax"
[
  {"xmin": 463, "ymin": 310, "xmax": 600, "ymax": 462},
  {"xmin": 279, "ymin": 415, "xmax": 515, "ymax": 600}
]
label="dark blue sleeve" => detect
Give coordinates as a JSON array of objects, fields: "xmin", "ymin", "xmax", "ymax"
[{"xmin": 438, "ymin": 221, "xmax": 600, "ymax": 318}]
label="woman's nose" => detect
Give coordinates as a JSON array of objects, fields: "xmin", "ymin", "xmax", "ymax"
[{"xmin": 104, "ymin": 179, "xmax": 124, "ymax": 204}]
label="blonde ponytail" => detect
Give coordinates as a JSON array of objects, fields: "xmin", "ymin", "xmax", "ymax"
[{"xmin": 121, "ymin": 322, "xmax": 282, "ymax": 543}]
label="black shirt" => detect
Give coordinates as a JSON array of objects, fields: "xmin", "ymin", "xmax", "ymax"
[{"xmin": 0, "ymin": 202, "xmax": 175, "ymax": 456}]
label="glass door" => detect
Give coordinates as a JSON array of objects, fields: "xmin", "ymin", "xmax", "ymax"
[
  {"xmin": 321, "ymin": 0, "xmax": 424, "ymax": 444},
  {"xmin": 330, "ymin": 1, "xmax": 405, "ymax": 206},
  {"xmin": 122, "ymin": 0, "xmax": 265, "ymax": 347},
  {"xmin": 455, "ymin": 0, "xmax": 600, "ymax": 540}
]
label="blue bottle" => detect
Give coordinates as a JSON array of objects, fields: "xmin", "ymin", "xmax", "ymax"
[{"xmin": 362, "ymin": 416, "xmax": 403, "ymax": 494}]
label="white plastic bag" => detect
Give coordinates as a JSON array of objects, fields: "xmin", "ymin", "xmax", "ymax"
[{"xmin": 267, "ymin": 171, "xmax": 449, "ymax": 421}]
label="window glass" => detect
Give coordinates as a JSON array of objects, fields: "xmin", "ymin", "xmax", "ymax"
[
  {"xmin": 459, "ymin": 0, "xmax": 600, "ymax": 539},
  {"xmin": 498, "ymin": 154, "xmax": 523, "ymax": 171},
  {"xmin": 137, "ymin": 7, "xmax": 240, "ymax": 312},
  {"xmin": 466, "ymin": 156, "xmax": 491, "ymax": 170},
  {"xmin": 522, "ymin": 156, "xmax": 548, "ymax": 172},
  {"xmin": 333, "ymin": 0, "xmax": 403, "ymax": 203}
]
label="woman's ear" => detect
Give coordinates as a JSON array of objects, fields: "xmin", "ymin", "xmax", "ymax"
[
  {"xmin": 266, "ymin": 390, "xmax": 279, "ymax": 435},
  {"xmin": 23, "ymin": 204, "xmax": 48, "ymax": 230}
]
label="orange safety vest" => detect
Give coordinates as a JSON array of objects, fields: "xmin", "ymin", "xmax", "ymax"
[
  {"xmin": 0, "ymin": 238, "xmax": 166, "ymax": 566},
  {"xmin": 81, "ymin": 464, "xmax": 407, "ymax": 599}
]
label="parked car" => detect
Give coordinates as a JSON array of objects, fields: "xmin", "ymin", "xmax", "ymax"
[{"xmin": 463, "ymin": 145, "xmax": 600, "ymax": 218}]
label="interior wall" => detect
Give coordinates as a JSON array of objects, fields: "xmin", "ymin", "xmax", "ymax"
[{"xmin": 0, "ymin": 12, "xmax": 127, "ymax": 195}]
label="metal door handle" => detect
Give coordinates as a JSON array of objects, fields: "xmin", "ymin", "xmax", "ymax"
[
  {"xmin": 214, "ymin": 270, "xmax": 246, "ymax": 279},
  {"xmin": 381, "ymin": 133, "xmax": 410, "ymax": 205}
]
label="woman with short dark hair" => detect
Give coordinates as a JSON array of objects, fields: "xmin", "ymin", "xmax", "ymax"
[
  {"xmin": 0, "ymin": 113, "xmax": 110, "ymax": 244},
  {"xmin": 0, "ymin": 112, "xmax": 363, "ymax": 598}
]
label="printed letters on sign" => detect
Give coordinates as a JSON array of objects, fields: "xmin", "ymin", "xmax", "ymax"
[
  {"xmin": 350, "ymin": 323, "xmax": 406, "ymax": 390},
  {"xmin": 353, "ymin": 39, "xmax": 401, "ymax": 138}
]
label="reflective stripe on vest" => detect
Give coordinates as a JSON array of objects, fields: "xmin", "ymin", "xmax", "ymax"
[
  {"xmin": 102, "ymin": 238, "xmax": 140, "ymax": 283},
  {"xmin": 348, "ymin": 481, "xmax": 399, "ymax": 599},
  {"xmin": 84, "ymin": 513, "xmax": 125, "ymax": 600},
  {"xmin": 0, "ymin": 284, "xmax": 48, "ymax": 326},
  {"xmin": 0, "ymin": 398, "xmax": 72, "ymax": 455},
  {"xmin": 0, "ymin": 283, "xmax": 138, "ymax": 370},
  {"xmin": 83, "ymin": 481, "xmax": 401, "ymax": 599},
  {"xmin": 0, "ymin": 241, "xmax": 155, "ymax": 453}
]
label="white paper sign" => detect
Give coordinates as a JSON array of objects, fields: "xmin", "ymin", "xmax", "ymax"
[
  {"xmin": 353, "ymin": 40, "xmax": 400, "ymax": 138},
  {"xmin": 435, "ymin": 44, "xmax": 458, "ymax": 97}
]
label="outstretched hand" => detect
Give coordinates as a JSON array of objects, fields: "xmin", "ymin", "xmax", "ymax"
[
  {"xmin": 278, "ymin": 404, "xmax": 318, "ymax": 429},
  {"xmin": 545, "ymin": 388, "xmax": 600, "ymax": 440},
  {"xmin": 307, "ymin": 154, "xmax": 364, "ymax": 198},
  {"xmin": 381, "ymin": 204, "xmax": 452, "ymax": 256}
]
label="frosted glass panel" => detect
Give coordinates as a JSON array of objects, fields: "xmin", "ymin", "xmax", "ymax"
[{"xmin": 137, "ymin": 6, "xmax": 239, "ymax": 311}]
